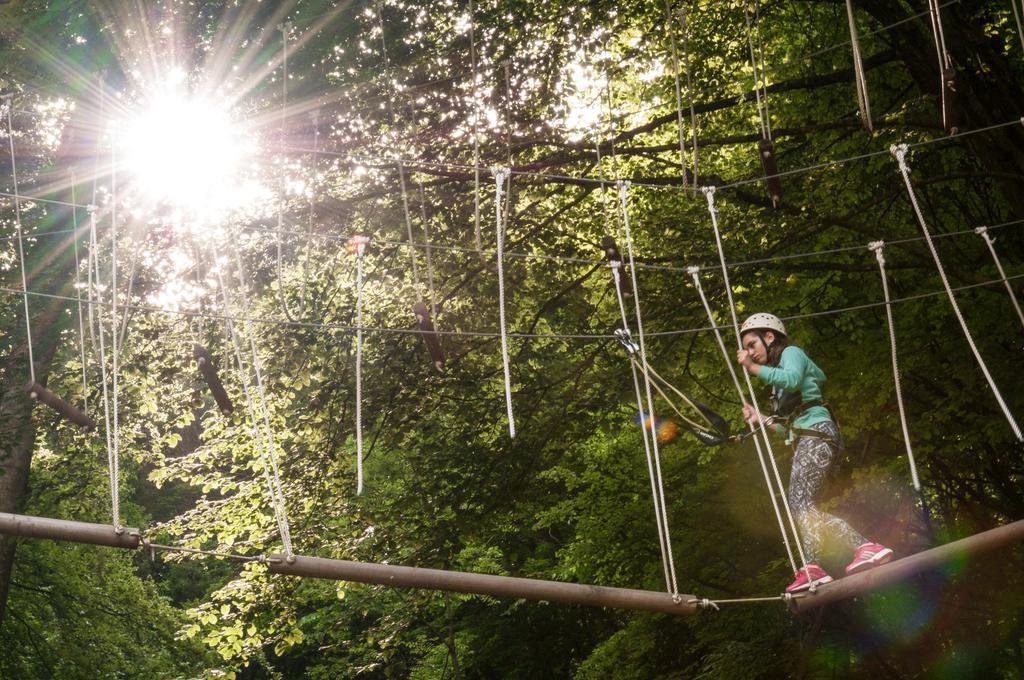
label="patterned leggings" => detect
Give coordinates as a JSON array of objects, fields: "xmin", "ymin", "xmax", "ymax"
[{"xmin": 788, "ymin": 421, "xmax": 866, "ymax": 564}]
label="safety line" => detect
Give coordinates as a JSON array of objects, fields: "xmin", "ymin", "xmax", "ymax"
[
  {"xmin": 619, "ymin": 180, "xmax": 679, "ymax": 596},
  {"xmin": 868, "ymin": 241, "xmax": 920, "ymax": 490},
  {"xmin": 892, "ymin": 144, "xmax": 1022, "ymax": 441},
  {"xmin": 702, "ymin": 186, "xmax": 811, "ymax": 580},
  {"xmin": 282, "ymin": 114, "xmax": 1024, "ymax": 195},
  {"xmin": 975, "ymin": 226, "xmax": 1024, "ymax": 332},
  {"xmin": 252, "ymin": 216, "xmax": 1024, "ymax": 277},
  {"xmin": 493, "ymin": 167, "xmax": 516, "ymax": 438},
  {"xmin": 4, "ymin": 273, "xmax": 1022, "ymax": 342},
  {"xmin": 6, "ymin": 96, "xmax": 35, "ymax": 384}
]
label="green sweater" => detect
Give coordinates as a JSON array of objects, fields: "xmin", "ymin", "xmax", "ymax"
[{"xmin": 756, "ymin": 345, "xmax": 832, "ymax": 435}]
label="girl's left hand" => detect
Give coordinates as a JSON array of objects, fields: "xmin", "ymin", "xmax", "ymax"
[{"xmin": 736, "ymin": 349, "xmax": 759, "ymax": 376}]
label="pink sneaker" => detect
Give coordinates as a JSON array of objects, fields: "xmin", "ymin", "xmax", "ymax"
[
  {"xmin": 785, "ymin": 564, "xmax": 833, "ymax": 593},
  {"xmin": 845, "ymin": 542, "xmax": 894, "ymax": 575}
]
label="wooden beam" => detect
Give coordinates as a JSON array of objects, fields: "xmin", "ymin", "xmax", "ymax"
[
  {"xmin": 0, "ymin": 512, "xmax": 139, "ymax": 549},
  {"xmin": 789, "ymin": 519, "xmax": 1024, "ymax": 612},
  {"xmin": 267, "ymin": 554, "xmax": 697, "ymax": 615},
  {"xmin": 0, "ymin": 512, "xmax": 695, "ymax": 615}
]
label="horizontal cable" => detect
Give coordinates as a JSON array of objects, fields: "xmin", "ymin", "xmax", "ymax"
[
  {"xmin": 2, "ymin": 272, "xmax": 1021, "ymax": 342},
  {"xmin": 0, "ymin": 189, "xmax": 93, "ymax": 210},
  {"xmin": 255, "ymin": 216, "xmax": 1024, "ymax": 275},
  {"xmin": 285, "ymin": 114, "xmax": 1024, "ymax": 194}
]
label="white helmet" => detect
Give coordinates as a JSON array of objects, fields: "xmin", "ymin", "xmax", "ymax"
[{"xmin": 740, "ymin": 313, "xmax": 786, "ymax": 337}]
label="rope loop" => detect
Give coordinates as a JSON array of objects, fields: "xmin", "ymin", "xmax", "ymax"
[{"xmin": 890, "ymin": 143, "xmax": 910, "ymax": 168}]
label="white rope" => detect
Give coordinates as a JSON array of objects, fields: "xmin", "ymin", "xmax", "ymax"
[
  {"xmin": 701, "ymin": 186, "xmax": 812, "ymax": 578},
  {"xmin": 1012, "ymin": 0, "xmax": 1024, "ymax": 54},
  {"xmin": 743, "ymin": 5, "xmax": 769, "ymax": 140},
  {"xmin": 618, "ymin": 181, "xmax": 680, "ymax": 597},
  {"xmin": 353, "ymin": 235, "xmax": 369, "ymax": 492},
  {"xmin": 274, "ymin": 21, "xmax": 306, "ymax": 323},
  {"xmin": 215, "ymin": 250, "xmax": 295, "ymax": 557},
  {"xmin": 975, "ymin": 226, "xmax": 1024, "ymax": 332},
  {"xmin": 110, "ymin": 146, "xmax": 121, "ymax": 531},
  {"xmin": 926, "ymin": 0, "xmax": 953, "ymax": 131},
  {"xmin": 844, "ymin": 0, "xmax": 873, "ymax": 131},
  {"xmin": 678, "ymin": 2, "xmax": 699, "ymax": 188},
  {"xmin": 69, "ymin": 172, "xmax": 89, "ymax": 412},
  {"xmin": 891, "ymin": 144, "xmax": 1023, "ymax": 441},
  {"xmin": 469, "ymin": 0, "xmax": 483, "ymax": 257},
  {"xmin": 493, "ymin": 167, "xmax": 516, "ymax": 438},
  {"xmin": 417, "ymin": 180, "xmax": 439, "ymax": 320},
  {"xmin": 687, "ymin": 265, "xmax": 799, "ymax": 572},
  {"xmin": 665, "ymin": 0, "xmax": 689, "ymax": 190},
  {"xmin": 6, "ymin": 97, "xmax": 35, "ymax": 384},
  {"xmin": 751, "ymin": 0, "xmax": 773, "ymax": 140},
  {"xmin": 398, "ymin": 163, "xmax": 422, "ymax": 302},
  {"xmin": 868, "ymin": 242, "xmax": 921, "ymax": 491},
  {"xmin": 89, "ymin": 209, "xmax": 118, "ymax": 532},
  {"xmin": 609, "ymin": 260, "xmax": 675, "ymax": 594}
]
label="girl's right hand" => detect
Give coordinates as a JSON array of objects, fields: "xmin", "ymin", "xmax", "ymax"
[{"xmin": 742, "ymin": 403, "xmax": 758, "ymax": 423}]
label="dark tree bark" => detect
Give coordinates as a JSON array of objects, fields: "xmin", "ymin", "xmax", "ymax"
[{"xmin": 0, "ymin": 115, "xmax": 92, "ymax": 624}]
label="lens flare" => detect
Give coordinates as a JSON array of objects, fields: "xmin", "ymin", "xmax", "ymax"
[{"xmin": 121, "ymin": 91, "xmax": 257, "ymax": 220}]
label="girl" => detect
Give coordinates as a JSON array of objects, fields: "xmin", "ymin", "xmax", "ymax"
[{"xmin": 736, "ymin": 313, "xmax": 893, "ymax": 593}]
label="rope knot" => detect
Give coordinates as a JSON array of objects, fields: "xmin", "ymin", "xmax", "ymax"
[
  {"xmin": 890, "ymin": 143, "xmax": 909, "ymax": 168},
  {"xmin": 686, "ymin": 265, "xmax": 700, "ymax": 277},
  {"xmin": 868, "ymin": 241, "xmax": 886, "ymax": 265}
]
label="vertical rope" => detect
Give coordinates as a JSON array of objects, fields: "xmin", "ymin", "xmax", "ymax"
[
  {"xmin": 678, "ymin": 2, "xmax": 699, "ymax": 188},
  {"xmin": 752, "ymin": 0, "xmax": 773, "ymax": 140},
  {"xmin": 69, "ymin": 172, "xmax": 89, "ymax": 412},
  {"xmin": 687, "ymin": 265, "xmax": 799, "ymax": 572},
  {"xmin": 228, "ymin": 247, "xmax": 295, "ymax": 555},
  {"xmin": 892, "ymin": 145, "xmax": 1022, "ymax": 440},
  {"xmin": 418, "ymin": 180, "xmax": 439, "ymax": 320},
  {"xmin": 6, "ymin": 96, "xmax": 35, "ymax": 384},
  {"xmin": 492, "ymin": 167, "xmax": 516, "ymax": 438},
  {"xmin": 702, "ymin": 186, "xmax": 811, "ymax": 578},
  {"xmin": 617, "ymin": 181, "xmax": 679, "ymax": 597},
  {"xmin": 975, "ymin": 226, "xmax": 1024, "ymax": 332},
  {"xmin": 743, "ymin": 3, "xmax": 770, "ymax": 141},
  {"xmin": 609, "ymin": 264, "xmax": 675, "ymax": 593},
  {"xmin": 353, "ymin": 235, "xmax": 368, "ymax": 492},
  {"xmin": 215, "ymin": 258, "xmax": 294, "ymax": 557},
  {"xmin": 868, "ymin": 242, "xmax": 921, "ymax": 491},
  {"xmin": 110, "ymin": 145, "xmax": 121, "ymax": 531},
  {"xmin": 664, "ymin": 0, "xmax": 689, "ymax": 190},
  {"xmin": 926, "ymin": 0, "xmax": 952, "ymax": 131},
  {"xmin": 1012, "ymin": 0, "xmax": 1024, "ymax": 54},
  {"xmin": 844, "ymin": 0, "xmax": 873, "ymax": 132},
  {"xmin": 468, "ymin": 0, "xmax": 483, "ymax": 257},
  {"xmin": 89, "ymin": 204, "xmax": 117, "ymax": 531},
  {"xmin": 275, "ymin": 22, "xmax": 298, "ymax": 323},
  {"xmin": 398, "ymin": 163, "xmax": 423, "ymax": 301}
]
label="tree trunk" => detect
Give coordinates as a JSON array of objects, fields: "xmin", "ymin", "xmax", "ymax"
[{"xmin": 0, "ymin": 113, "xmax": 93, "ymax": 623}]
